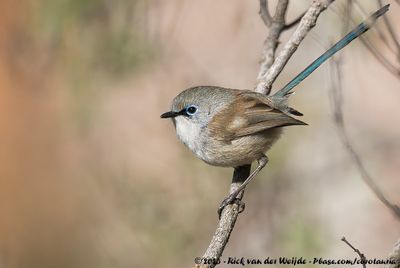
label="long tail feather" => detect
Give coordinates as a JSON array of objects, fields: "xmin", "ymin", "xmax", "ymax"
[{"xmin": 272, "ymin": 4, "xmax": 389, "ymax": 99}]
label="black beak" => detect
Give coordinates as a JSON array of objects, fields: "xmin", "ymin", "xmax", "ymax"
[{"xmin": 160, "ymin": 111, "xmax": 178, "ymax": 118}]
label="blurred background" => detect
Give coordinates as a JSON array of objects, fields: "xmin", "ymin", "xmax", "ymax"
[{"xmin": 0, "ymin": 0, "xmax": 399, "ymax": 267}]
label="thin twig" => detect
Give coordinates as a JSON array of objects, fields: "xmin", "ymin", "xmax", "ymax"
[
  {"xmin": 377, "ymin": 0, "xmax": 400, "ymax": 63},
  {"xmin": 259, "ymin": 0, "xmax": 272, "ymax": 27},
  {"xmin": 337, "ymin": 0, "xmax": 400, "ymax": 77},
  {"xmin": 353, "ymin": 0, "xmax": 392, "ymax": 51},
  {"xmin": 257, "ymin": 0, "xmax": 290, "ymax": 95},
  {"xmin": 328, "ymin": 54, "xmax": 400, "ymax": 220},
  {"xmin": 352, "ymin": 0, "xmax": 400, "ymax": 70},
  {"xmin": 329, "ymin": 7, "xmax": 400, "ymax": 265},
  {"xmin": 359, "ymin": 35, "xmax": 400, "ymax": 78},
  {"xmin": 256, "ymin": 0, "xmax": 334, "ymax": 95},
  {"xmin": 342, "ymin": 0, "xmax": 353, "ymax": 35},
  {"xmin": 341, "ymin": 237, "xmax": 367, "ymax": 268}
]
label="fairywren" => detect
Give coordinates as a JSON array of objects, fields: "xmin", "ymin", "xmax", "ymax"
[
  {"xmin": 161, "ymin": 86, "xmax": 305, "ymax": 215},
  {"xmin": 161, "ymin": 5, "xmax": 388, "ymax": 216}
]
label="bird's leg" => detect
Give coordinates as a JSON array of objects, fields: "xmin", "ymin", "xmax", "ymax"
[{"xmin": 217, "ymin": 155, "xmax": 269, "ymax": 218}]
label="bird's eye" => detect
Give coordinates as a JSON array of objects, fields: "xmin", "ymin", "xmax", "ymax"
[{"xmin": 185, "ymin": 105, "xmax": 198, "ymax": 116}]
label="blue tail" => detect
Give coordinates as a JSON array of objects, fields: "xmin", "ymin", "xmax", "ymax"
[{"xmin": 272, "ymin": 4, "xmax": 389, "ymax": 98}]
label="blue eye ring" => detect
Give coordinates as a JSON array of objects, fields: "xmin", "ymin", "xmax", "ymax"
[{"xmin": 185, "ymin": 105, "xmax": 198, "ymax": 116}]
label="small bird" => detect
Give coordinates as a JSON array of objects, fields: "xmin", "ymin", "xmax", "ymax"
[{"xmin": 161, "ymin": 5, "xmax": 389, "ymax": 217}]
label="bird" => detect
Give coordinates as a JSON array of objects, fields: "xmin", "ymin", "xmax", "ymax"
[{"xmin": 161, "ymin": 5, "xmax": 389, "ymax": 217}]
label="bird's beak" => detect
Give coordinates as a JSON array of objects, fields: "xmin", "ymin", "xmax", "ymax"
[{"xmin": 160, "ymin": 111, "xmax": 178, "ymax": 118}]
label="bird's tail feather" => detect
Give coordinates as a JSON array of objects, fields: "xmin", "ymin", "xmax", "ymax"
[{"xmin": 271, "ymin": 4, "xmax": 389, "ymax": 99}]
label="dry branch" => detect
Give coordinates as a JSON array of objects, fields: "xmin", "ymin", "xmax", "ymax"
[
  {"xmin": 256, "ymin": 0, "xmax": 334, "ymax": 94},
  {"xmin": 328, "ymin": 55, "xmax": 400, "ymax": 220},
  {"xmin": 377, "ymin": 0, "xmax": 400, "ymax": 62},
  {"xmin": 352, "ymin": 0, "xmax": 400, "ymax": 77},
  {"xmin": 328, "ymin": 5, "xmax": 400, "ymax": 267},
  {"xmin": 259, "ymin": 0, "xmax": 272, "ymax": 27},
  {"xmin": 257, "ymin": 0, "xmax": 290, "ymax": 95},
  {"xmin": 341, "ymin": 237, "xmax": 367, "ymax": 268}
]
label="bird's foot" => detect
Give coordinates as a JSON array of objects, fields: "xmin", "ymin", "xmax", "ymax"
[{"xmin": 217, "ymin": 194, "xmax": 245, "ymax": 219}]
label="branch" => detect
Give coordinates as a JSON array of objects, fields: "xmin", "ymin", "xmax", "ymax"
[
  {"xmin": 256, "ymin": 0, "xmax": 334, "ymax": 95},
  {"xmin": 195, "ymin": 166, "xmax": 250, "ymax": 268},
  {"xmin": 359, "ymin": 35, "xmax": 400, "ymax": 78},
  {"xmin": 353, "ymin": 0, "xmax": 393, "ymax": 52},
  {"xmin": 377, "ymin": 0, "xmax": 400, "ymax": 62},
  {"xmin": 328, "ymin": 53, "xmax": 400, "ymax": 220},
  {"xmin": 352, "ymin": 0, "xmax": 400, "ymax": 78},
  {"xmin": 258, "ymin": 3, "xmax": 306, "ymax": 87},
  {"xmin": 342, "ymin": 0, "xmax": 353, "ymax": 35},
  {"xmin": 195, "ymin": 1, "xmax": 334, "ymax": 267},
  {"xmin": 259, "ymin": 0, "xmax": 272, "ymax": 27},
  {"xmin": 330, "ymin": 12, "xmax": 400, "ymax": 265},
  {"xmin": 341, "ymin": 237, "xmax": 367, "ymax": 268},
  {"xmin": 257, "ymin": 0, "xmax": 290, "ymax": 95}
]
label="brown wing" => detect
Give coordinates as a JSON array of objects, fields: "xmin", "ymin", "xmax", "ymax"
[{"xmin": 209, "ymin": 90, "xmax": 306, "ymax": 141}]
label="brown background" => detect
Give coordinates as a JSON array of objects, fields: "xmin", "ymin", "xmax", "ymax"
[{"xmin": 0, "ymin": 0, "xmax": 399, "ymax": 267}]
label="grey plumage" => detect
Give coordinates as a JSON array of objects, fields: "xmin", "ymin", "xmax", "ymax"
[{"xmin": 166, "ymin": 86, "xmax": 305, "ymax": 167}]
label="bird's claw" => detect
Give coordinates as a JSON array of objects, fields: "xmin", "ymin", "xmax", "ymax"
[{"xmin": 217, "ymin": 195, "xmax": 245, "ymax": 219}]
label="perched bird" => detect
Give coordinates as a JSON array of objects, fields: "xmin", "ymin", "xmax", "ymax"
[{"xmin": 161, "ymin": 5, "xmax": 389, "ymax": 217}]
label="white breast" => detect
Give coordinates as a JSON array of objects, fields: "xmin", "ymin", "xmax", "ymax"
[{"xmin": 174, "ymin": 117, "xmax": 204, "ymax": 158}]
